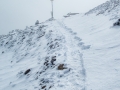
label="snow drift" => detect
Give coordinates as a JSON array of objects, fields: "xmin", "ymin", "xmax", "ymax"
[{"xmin": 0, "ymin": 0, "xmax": 120, "ymax": 90}]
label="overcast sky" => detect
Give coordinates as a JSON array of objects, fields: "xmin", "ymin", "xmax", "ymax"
[{"xmin": 0, "ymin": 0, "xmax": 108, "ymax": 35}]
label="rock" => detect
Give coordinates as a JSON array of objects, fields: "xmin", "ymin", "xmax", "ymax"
[
  {"xmin": 51, "ymin": 56, "xmax": 56, "ymax": 65},
  {"xmin": 41, "ymin": 86, "xmax": 46, "ymax": 89},
  {"xmin": 57, "ymin": 64, "xmax": 67, "ymax": 70},
  {"xmin": 24, "ymin": 69, "xmax": 31, "ymax": 75}
]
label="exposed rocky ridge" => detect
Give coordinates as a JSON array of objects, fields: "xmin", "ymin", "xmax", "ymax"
[
  {"xmin": 0, "ymin": 19, "xmax": 90, "ymax": 90},
  {"xmin": 85, "ymin": 0, "xmax": 120, "ymax": 19}
]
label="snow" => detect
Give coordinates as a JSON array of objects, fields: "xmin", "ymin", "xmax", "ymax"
[
  {"xmin": 0, "ymin": 0, "xmax": 120, "ymax": 90},
  {"xmin": 0, "ymin": 19, "xmax": 88, "ymax": 90},
  {"xmin": 62, "ymin": 11, "xmax": 120, "ymax": 90}
]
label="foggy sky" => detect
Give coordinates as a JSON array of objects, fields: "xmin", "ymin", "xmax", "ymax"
[{"xmin": 0, "ymin": 0, "xmax": 108, "ymax": 35}]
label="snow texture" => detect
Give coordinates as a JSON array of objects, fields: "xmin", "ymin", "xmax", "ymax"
[
  {"xmin": 0, "ymin": 19, "xmax": 89, "ymax": 90},
  {"xmin": 0, "ymin": 0, "xmax": 120, "ymax": 90}
]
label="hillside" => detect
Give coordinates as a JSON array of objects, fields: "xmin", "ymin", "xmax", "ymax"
[
  {"xmin": 0, "ymin": 0, "xmax": 120, "ymax": 90},
  {"xmin": 0, "ymin": 19, "xmax": 90, "ymax": 90},
  {"xmin": 62, "ymin": 0, "xmax": 120, "ymax": 89}
]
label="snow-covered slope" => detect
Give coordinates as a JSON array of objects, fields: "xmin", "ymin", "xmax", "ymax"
[
  {"xmin": 62, "ymin": 2, "xmax": 120, "ymax": 90},
  {"xmin": 0, "ymin": 0, "xmax": 120, "ymax": 90},
  {"xmin": 0, "ymin": 20, "xmax": 90, "ymax": 90},
  {"xmin": 86, "ymin": 0, "xmax": 120, "ymax": 16},
  {"xmin": 85, "ymin": 0, "xmax": 120, "ymax": 21}
]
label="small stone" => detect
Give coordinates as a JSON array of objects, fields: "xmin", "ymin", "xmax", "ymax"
[{"xmin": 57, "ymin": 64, "xmax": 67, "ymax": 70}]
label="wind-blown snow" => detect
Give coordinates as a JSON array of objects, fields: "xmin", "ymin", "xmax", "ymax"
[
  {"xmin": 0, "ymin": 19, "xmax": 90, "ymax": 90},
  {"xmin": 62, "ymin": 5, "xmax": 120, "ymax": 90},
  {"xmin": 0, "ymin": 0, "xmax": 120, "ymax": 90}
]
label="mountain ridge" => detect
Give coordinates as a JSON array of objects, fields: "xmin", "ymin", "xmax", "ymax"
[{"xmin": 0, "ymin": 0, "xmax": 120, "ymax": 90}]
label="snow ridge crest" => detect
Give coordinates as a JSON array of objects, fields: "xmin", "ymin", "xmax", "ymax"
[{"xmin": 85, "ymin": 0, "xmax": 120, "ymax": 15}]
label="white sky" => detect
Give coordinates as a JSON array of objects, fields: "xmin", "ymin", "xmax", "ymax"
[{"xmin": 0, "ymin": 0, "xmax": 108, "ymax": 35}]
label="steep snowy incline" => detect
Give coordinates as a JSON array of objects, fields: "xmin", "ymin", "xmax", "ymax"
[
  {"xmin": 62, "ymin": 13, "xmax": 120, "ymax": 90},
  {"xmin": 86, "ymin": 0, "xmax": 120, "ymax": 17},
  {"xmin": 1, "ymin": 0, "xmax": 120, "ymax": 90},
  {"xmin": 0, "ymin": 20, "xmax": 90, "ymax": 90}
]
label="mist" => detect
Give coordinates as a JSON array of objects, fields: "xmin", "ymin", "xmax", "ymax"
[{"xmin": 0, "ymin": 0, "xmax": 107, "ymax": 35}]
